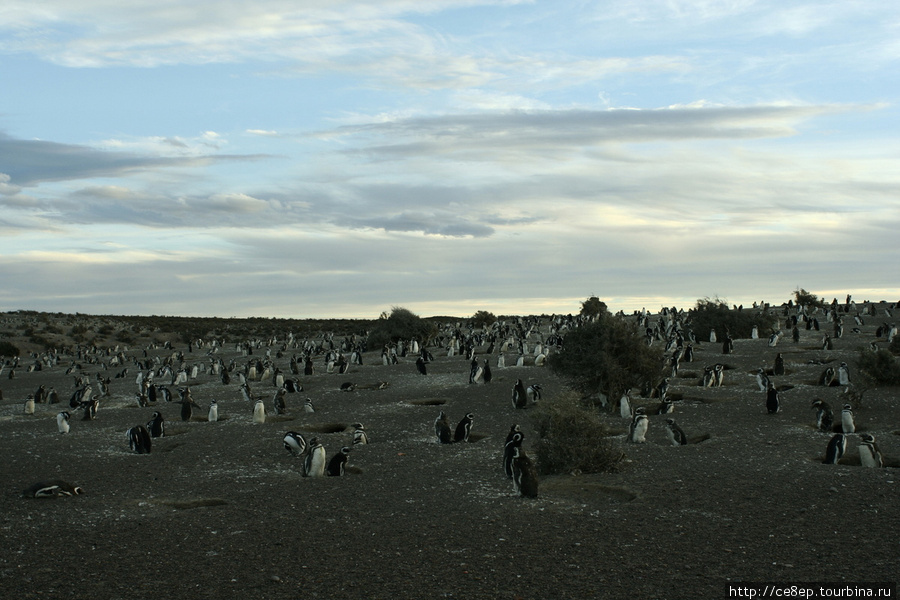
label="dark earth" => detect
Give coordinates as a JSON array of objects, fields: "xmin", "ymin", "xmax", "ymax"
[{"xmin": 0, "ymin": 308, "xmax": 897, "ymax": 600}]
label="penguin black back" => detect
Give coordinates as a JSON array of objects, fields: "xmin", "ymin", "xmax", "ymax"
[{"xmin": 454, "ymin": 412, "xmax": 474, "ymax": 443}]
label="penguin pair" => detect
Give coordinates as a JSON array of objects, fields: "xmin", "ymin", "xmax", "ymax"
[
  {"xmin": 433, "ymin": 411, "xmax": 473, "ymax": 443},
  {"xmin": 127, "ymin": 425, "xmax": 152, "ymax": 454}
]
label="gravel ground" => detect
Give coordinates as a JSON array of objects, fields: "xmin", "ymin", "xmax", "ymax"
[{"xmin": 0, "ymin": 312, "xmax": 897, "ymax": 599}]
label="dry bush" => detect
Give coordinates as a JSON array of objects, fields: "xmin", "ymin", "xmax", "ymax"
[{"xmin": 532, "ymin": 391, "xmax": 624, "ymax": 476}]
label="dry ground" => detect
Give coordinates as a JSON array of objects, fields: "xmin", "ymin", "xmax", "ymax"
[{"xmin": 0, "ymin": 312, "xmax": 897, "ymax": 600}]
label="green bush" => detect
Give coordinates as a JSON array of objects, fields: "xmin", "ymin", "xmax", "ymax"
[
  {"xmin": 471, "ymin": 310, "xmax": 497, "ymax": 328},
  {"xmin": 794, "ymin": 288, "xmax": 825, "ymax": 309},
  {"xmin": 580, "ymin": 296, "xmax": 608, "ymax": 319},
  {"xmin": 548, "ymin": 309, "xmax": 662, "ymax": 403},
  {"xmin": 0, "ymin": 341, "xmax": 19, "ymax": 357},
  {"xmin": 856, "ymin": 349, "xmax": 900, "ymax": 385},
  {"xmin": 688, "ymin": 297, "xmax": 778, "ymax": 339},
  {"xmin": 532, "ymin": 391, "xmax": 624, "ymax": 475},
  {"xmin": 367, "ymin": 307, "xmax": 436, "ymax": 349}
]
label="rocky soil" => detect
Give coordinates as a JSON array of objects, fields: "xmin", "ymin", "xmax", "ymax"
[{"xmin": 0, "ymin": 310, "xmax": 897, "ymax": 599}]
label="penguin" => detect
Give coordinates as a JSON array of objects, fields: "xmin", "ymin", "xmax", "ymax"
[
  {"xmin": 180, "ymin": 399, "xmax": 193, "ymax": 422},
  {"xmin": 23, "ymin": 480, "xmax": 84, "ymax": 498},
  {"xmin": 435, "ymin": 411, "xmax": 453, "ymax": 444},
  {"xmin": 811, "ymin": 399, "xmax": 833, "ymax": 432},
  {"xmin": 303, "ymin": 438, "xmax": 326, "ymax": 477},
  {"xmin": 512, "ymin": 379, "xmax": 527, "ymax": 409},
  {"xmin": 415, "ymin": 357, "xmax": 427, "ymax": 375},
  {"xmin": 352, "ymin": 423, "xmax": 368, "ymax": 446},
  {"xmin": 252, "ymin": 399, "xmax": 266, "ymax": 424},
  {"xmin": 126, "ymin": 425, "xmax": 152, "ymax": 454},
  {"xmin": 303, "ymin": 398, "xmax": 315, "ymax": 413},
  {"xmin": 146, "ymin": 411, "xmax": 165, "ymax": 438},
  {"xmin": 24, "ymin": 394, "xmax": 35, "ymax": 415},
  {"xmin": 47, "ymin": 387, "xmax": 60, "ymax": 404},
  {"xmin": 284, "ymin": 379, "xmax": 302, "ymax": 393},
  {"xmin": 841, "ymin": 404, "xmax": 855, "ymax": 434},
  {"xmin": 208, "ymin": 400, "xmax": 218, "ymax": 422},
  {"xmin": 823, "ymin": 433, "xmax": 846, "ymax": 464},
  {"xmin": 81, "ymin": 399, "xmax": 98, "ymax": 421},
  {"xmin": 56, "ymin": 411, "xmax": 70, "ymax": 434},
  {"xmin": 454, "ymin": 413, "xmax": 474, "ymax": 443},
  {"xmin": 339, "ymin": 382, "xmax": 355, "ymax": 392},
  {"xmin": 158, "ymin": 386, "xmax": 172, "ymax": 403},
  {"xmin": 755, "ymin": 368, "xmax": 770, "ymax": 392},
  {"xmin": 656, "ymin": 400, "xmax": 674, "ymax": 415},
  {"xmin": 283, "ymin": 431, "xmax": 307, "ymax": 456},
  {"xmin": 511, "ymin": 446, "xmax": 539, "ymax": 498},
  {"xmin": 482, "ymin": 359, "xmax": 492, "ymax": 384},
  {"xmin": 526, "ymin": 384, "xmax": 542, "ymax": 404},
  {"xmin": 858, "ymin": 433, "xmax": 883, "ymax": 468},
  {"xmin": 497, "ymin": 353, "xmax": 505, "ymax": 368},
  {"xmin": 619, "ymin": 389, "xmax": 632, "ymax": 419},
  {"xmin": 505, "ymin": 423, "xmax": 522, "ymax": 445},
  {"xmin": 765, "ymin": 382, "xmax": 780, "ymax": 414},
  {"xmin": 273, "ymin": 388, "xmax": 287, "ymax": 415},
  {"xmin": 628, "ymin": 408, "xmax": 648, "ymax": 443},
  {"xmin": 326, "ymin": 446, "xmax": 351, "ymax": 476},
  {"xmin": 503, "ymin": 431, "xmax": 524, "ymax": 478},
  {"xmin": 469, "ymin": 358, "xmax": 481, "ymax": 384},
  {"xmin": 837, "ymin": 362, "xmax": 851, "ymax": 386},
  {"xmin": 713, "ymin": 364, "xmax": 724, "ymax": 387},
  {"xmin": 665, "ymin": 418, "xmax": 688, "ymax": 446},
  {"xmin": 819, "ymin": 366, "xmax": 837, "ymax": 387},
  {"xmin": 773, "ymin": 353, "xmax": 785, "ymax": 376}
]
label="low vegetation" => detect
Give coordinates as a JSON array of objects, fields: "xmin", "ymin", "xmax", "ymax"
[{"xmin": 688, "ymin": 297, "xmax": 778, "ymax": 340}]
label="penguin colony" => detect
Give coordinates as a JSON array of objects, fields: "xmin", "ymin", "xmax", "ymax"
[{"xmin": 8, "ymin": 298, "xmax": 896, "ymax": 509}]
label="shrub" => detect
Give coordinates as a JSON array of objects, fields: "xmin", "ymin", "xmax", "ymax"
[
  {"xmin": 471, "ymin": 310, "xmax": 497, "ymax": 328},
  {"xmin": 856, "ymin": 349, "xmax": 900, "ymax": 386},
  {"xmin": 794, "ymin": 288, "xmax": 825, "ymax": 309},
  {"xmin": 367, "ymin": 307, "xmax": 436, "ymax": 349},
  {"xmin": 532, "ymin": 391, "xmax": 624, "ymax": 475},
  {"xmin": 0, "ymin": 341, "xmax": 19, "ymax": 357},
  {"xmin": 688, "ymin": 297, "xmax": 778, "ymax": 339},
  {"xmin": 580, "ymin": 296, "xmax": 608, "ymax": 319},
  {"xmin": 548, "ymin": 310, "xmax": 662, "ymax": 403}
]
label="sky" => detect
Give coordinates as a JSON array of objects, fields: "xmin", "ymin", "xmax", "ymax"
[{"xmin": 1, "ymin": 1, "xmax": 898, "ymax": 319}]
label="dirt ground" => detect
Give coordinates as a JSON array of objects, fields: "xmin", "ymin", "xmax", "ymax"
[{"xmin": 0, "ymin": 310, "xmax": 897, "ymax": 599}]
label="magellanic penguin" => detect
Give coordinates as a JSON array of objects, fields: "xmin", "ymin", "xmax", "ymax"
[
  {"xmin": 126, "ymin": 425, "xmax": 152, "ymax": 454},
  {"xmin": 273, "ymin": 388, "xmax": 287, "ymax": 415},
  {"xmin": 811, "ymin": 399, "xmax": 833, "ymax": 432},
  {"xmin": 146, "ymin": 411, "xmax": 165, "ymax": 438},
  {"xmin": 208, "ymin": 400, "xmax": 219, "ymax": 422},
  {"xmin": 303, "ymin": 438, "xmax": 326, "ymax": 477},
  {"xmin": 837, "ymin": 362, "xmax": 851, "ymax": 386},
  {"xmin": 858, "ymin": 433, "xmax": 883, "ymax": 468},
  {"xmin": 619, "ymin": 389, "xmax": 633, "ymax": 419},
  {"xmin": 665, "ymin": 418, "xmax": 687, "ymax": 446},
  {"xmin": 823, "ymin": 433, "xmax": 847, "ymax": 465},
  {"xmin": 352, "ymin": 423, "xmax": 368, "ymax": 446},
  {"xmin": 526, "ymin": 384, "xmax": 542, "ymax": 404},
  {"xmin": 511, "ymin": 446, "xmax": 539, "ymax": 498},
  {"xmin": 283, "ymin": 431, "xmax": 307, "ymax": 456},
  {"xmin": 57, "ymin": 411, "xmax": 71, "ymax": 434},
  {"xmin": 512, "ymin": 379, "xmax": 527, "ymax": 409},
  {"xmin": 24, "ymin": 394, "xmax": 35, "ymax": 415},
  {"xmin": 326, "ymin": 446, "xmax": 351, "ymax": 476},
  {"xmin": 766, "ymin": 383, "xmax": 780, "ymax": 414},
  {"xmin": 503, "ymin": 431, "xmax": 524, "ymax": 478},
  {"xmin": 773, "ymin": 353, "xmax": 785, "ymax": 376},
  {"xmin": 24, "ymin": 480, "xmax": 84, "ymax": 498},
  {"xmin": 435, "ymin": 411, "xmax": 452, "ymax": 444},
  {"xmin": 628, "ymin": 408, "xmax": 648, "ymax": 443},
  {"xmin": 454, "ymin": 412, "xmax": 474, "ymax": 443},
  {"xmin": 303, "ymin": 398, "xmax": 315, "ymax": 413},
  {"xmin": 415, "ymin": 357, "xmax": 427, "ymax": 376},
  {"xmin": 252, "ymin": 399, "xmax": 266, "ymax": 424},
  {"xmin": 755, "ymin": 368, "xmax": 770, "ymax": 392},
  {"xmin": 840, "ymin": 404, "xmax": 855, "ymax": 434}
]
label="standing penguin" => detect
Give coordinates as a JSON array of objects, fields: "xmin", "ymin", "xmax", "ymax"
[
  {"xmin": 665, "ymin": 418, "xmax": 688, "ymax": 446},
  {"xmin": 454, "ymin": 413, "xmax": 474, "ymax": 443},
  {"xmin": 208, "ymin": 400, "xmax": 219, "ymax": 422},
  {"xmin": 252, "ymin": 399, "xmax": 266, "ymax": 424},
  {"xmin": 503, "ymin": 431, "xmax": 524, "ymax": 478},
  {"xmin": 146, "ymin": 411, "xmax": 165, "ymax": 438},
  {"xmin": 841, "ymin": 404, "xmax": 855, "ymax": 433},
  {"xmin": 272, "ymin": 388, "xmax": 287, "ymax": 415},
  {"xmin": 755, "ymin": 368, "xmax": 770, "ymax": 392},
  {"xmin": 24, "ymin": 394, "xmax": 35, "ymax": 415},
  {"xmin": 526, "ymin": 384, "xmax": 542, "ymax": 404},
  {"xmin": 823, "ymin": 433, "xmax": 847, "ymax": 464},
  {"xmin": 811, "ymin": 399, "xmax": 833, "ymax": 432},
  {"xmin": 352, "ymin": 423, "xmax": 368, "ymax": 446},
  {"xmin": 766, "ymin": 383, "xmax": 780, "ymax": 414},
  {"xmin": 512, "ymin": 379, "xmax": 527, "ymax": 409},
  {"xmin": 56, "ymin": 411, "xmax": 71, "ymax": 434},
  {"xmin": 858, "ymin": 433, "xmax": 883, "ymax": 468},
  {"xmin": 326, "ymin": 446, "xmax": 351, "ymax": 476},
  {"xmin": 773, "ymin": 353, "xmax": 785, "ymax": 376},
  {"xmin": 511, "ymin": 446, "xmax": 539, "ymax": 498},
  {"xmin": 283, "ymin": 431, "xmax": 307, "ymax": 456},
  {"xmin": 126, "ymin": 425, "xmax": 152, "ymax": 454},
  {"xmin": 837, "ymin": 362, "xmax": 851, "ymax": 386},
  {"xmin": 434, "ymin": 411, "xmax": 452, "ymax": 444},
  {"xmin": 415, "ymin": 357, "xmax": 427, "ymax": 375},
  {"xmin": 180, "ymin": 398, "xmax": 193, "ymax": 422},
  {"xmin": 619, "ymin": 389, "xmax": 633, "ymax": 420},
  {"xmin": 482, "ymin": 359, "xmax": 492, "ymax": 383},
  {"xmin": 303, "ymin": 438, "xmax": 326, "ymax": 477},
  {"xmin": 628, "ymin": 408, "xmax": 649, "ymax": 443}
]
